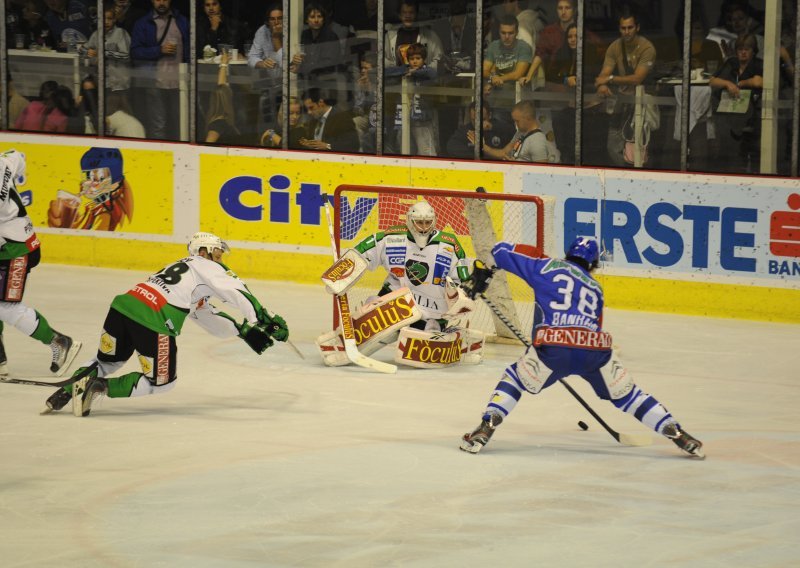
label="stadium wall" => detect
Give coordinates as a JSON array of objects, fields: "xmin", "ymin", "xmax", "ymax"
[{"xmin": 2, "ymin": 133, "xmax": 798, "ymax": 323}]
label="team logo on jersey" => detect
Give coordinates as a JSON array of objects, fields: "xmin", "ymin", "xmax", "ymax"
[
  {"xmin": 405, "ymin": 260, "xmax": 429, "ymax": 285},
  {"xmin": 99, "ymin": 332, "xmax": 116, "ymax": 355},
  {"xmin": 138, "ymin": 354, "xmax": 153, "ymax": 375}
]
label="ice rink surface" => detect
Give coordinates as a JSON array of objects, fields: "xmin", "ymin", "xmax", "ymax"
[{"xmin": 1, "ymin": 264, "xmax": 798, "ymax": 568}]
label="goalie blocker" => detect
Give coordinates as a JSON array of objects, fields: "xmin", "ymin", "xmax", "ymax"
[{"xmin": 317, "ymin": 287, "xmax": 485, "ymax": 368}]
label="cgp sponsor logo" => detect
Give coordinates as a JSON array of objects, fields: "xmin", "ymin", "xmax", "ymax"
[{"xmin": 564, "ymin": 192, "xmax": 800, "ymax": 277}]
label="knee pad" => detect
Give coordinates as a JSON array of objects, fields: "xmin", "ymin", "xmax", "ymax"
[{"xmin": 600, "ymin": 351, "xmax": 634, "ymax": 400}]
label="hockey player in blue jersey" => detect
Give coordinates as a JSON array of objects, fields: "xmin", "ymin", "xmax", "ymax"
[{"xmin": 459, "ymin": 236, "xmax": 704, "ymax": 458}]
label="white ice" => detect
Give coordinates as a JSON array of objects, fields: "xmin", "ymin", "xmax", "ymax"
[{"xmin": 1, "ymin": 264, "xmax": 798, "ymax": 568}]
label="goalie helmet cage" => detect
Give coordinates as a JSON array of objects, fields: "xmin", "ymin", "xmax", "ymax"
[{"xmin": 332, "ymin": 185, "xmax": 547, "ymax": 343}]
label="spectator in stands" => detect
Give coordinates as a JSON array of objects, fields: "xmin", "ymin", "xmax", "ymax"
[
  {"xmin": 483, "ymin": 15, "xmax": 532, "ymax": 119},
  {"xmin": 113, "ymin": 0, "xmax": 147, "ymax": 34},
  {"xmin": 290, "ymin": 2, "xmax": 344, "ymax": 94},
  {"xmin": 708, "ymin": 2, "xmax": 763, "ymax": 60},
  {"xmin": 196, "ymin": 0, "xmax": 244, "ymax": 59},
  {"xmin": 14, "ymin": 0, "xmax": 56, "ymax": 50},
  {"xmin": 84, "ymin": 3, "xmax": 131, "ymax": 93},
  {"xmin": 709, "ymin": 33, "xmax": 763, "ymax": 173},
  {"xmin": 260, "ymin": 96, "xmax": 308, "ymax": 149},
  {"xmin": 384, "ymin": 0, "xmax": 444, "ymax": 72},
  {"xmin": 74, "ymin": 75, "xmax": 98, "ymax": 134},
  {"xmin": 55, "ymin": 84, "xmax": 83, "ymax": 134},
  {"xmin": 7, "ymin": 79, "xmax": 30, "ymax": 126},
  {"xmin": 481, "ymin": 99, "xmax": 555, "ymax": 163},
  {"xmin": 105, "ymin": 90, "xmax": 145, "ymax": 137},
  {"xmin": 594, "ymin": 7, "xmax": 656, "ymax": 167},
  {"xmin": 131, "ymin": 0, "xmax": 190, "ymax": 140},
  {"xmin": 496, "ymin": 0, "xmax": 542, "ymax": 50},
  {"xmin": 14, "ymin": 79, "xmax": 67, "ymax": 132},
  {"xmin": 248, "ymin": 4, "xmax": 283, "ymax": 136},
  {"xmin": 203, "ymin": 50, "xmax": 240, "ymax": 144},
  {"xmin": 43, "ymin": 0, "xmax": 92, "ymax": 50},
  {"xmin": 299, "ymin": 87, "xmax": 359, "ymax": 153},
  {"xmin": 352, "ymin": 51, "xmax": 378, "ymax": 153},
  {"xmin": 445, "ymin": 101, "xmax": 515, "ymax": 159}
]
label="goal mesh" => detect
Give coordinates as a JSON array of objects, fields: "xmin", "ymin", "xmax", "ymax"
[{"xmin": 333, "ymin": 185, "xmax": 546, "ymax": 342}]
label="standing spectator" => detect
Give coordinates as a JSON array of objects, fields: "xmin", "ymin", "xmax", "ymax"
[
  {"xmin": 384, "ymin": 0, "xmax": 444, "ymax": 72},
  {"xmin": 290, "ymin": 3, "xmax": 344, "ymax": 95},
  {"xmin": 43, "ymin": 0, "xmax": 92, "ymax": 50},
  {"xmin": 482, "ymin": 15, "xmax": 532, "ymax": 120},
  {"xmin": 14, "ymin": 0, "xmax": 57, "ymax": 50},
  {"xmin": 708, "ymin": 2, "xmax": 763, "ymax": 60},
  {"xmin": 481, "ymin": 99, "xmax": 555, "ymax": 163},
  {"xmin": 196, "ymin": 0, "xmax": 244, "ymax": 58},
  {"xmin": 112, "ymin": 0, "xmax": 147, "ymax": 34},
  {"xmin": 84, "ymin": 3, "xmax": 132, "ymax": 93},
  {"xmin": 496, "ymin": 0, "xmax": 542, "ymax": 51},
  {"xmin": 203, "ymin": 51, "xmax": 241, "ymax": 144},
  {"xmin": 386, "ymin": 42, "xmax": 438, "ymax": 156},
  {"xmin": 248, "ymin": 4, "xmax": 283, "ymax": 135},
  {"xmin": 131, "ymin": 0, "xmax": 190, "ymax": 140},
  {"xmin": 352, "ymin": 51, "xmax": 378, "ymax": 153},
  {"xmin": 14, "ymin": 80, "xmax": 68, "ymax": 132},
  {"xmin": 445, "ymin": 101, "xmax": 515, "ymax": 159},
  {"xmin": 299, "ymin": 87, "xmax": 358, "ymax": 153},
  {"xmin": 709, "ymin": 33, "xmax": 763, "ymax": 173},
  {"xmin": 594, "ymin": 7, "xmax": 656, "ymax": 167}
]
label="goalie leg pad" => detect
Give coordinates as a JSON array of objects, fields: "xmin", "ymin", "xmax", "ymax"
[
  {"xmin": 394, "ymin": 326, "xmax": 485, "ymax": 368},
  {"xmin": 315, "ymin": 329, "xmax": 350, "ymax": 366},
  {"xmin": 321, "ymin": 248, "xmax": 369, "ymax": 295}
]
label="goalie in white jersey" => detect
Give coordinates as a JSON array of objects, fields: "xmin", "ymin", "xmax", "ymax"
[
  {"xmin": 319, "ymin": 200, "xmax": 484, "ymax": 368},
  {"xmin": 0, "ymin": 149, "xmax": 82, "ymax": 377},
  {"xmin": 45, "ymin": 232, "xmax": 289, "ymax": 417}
]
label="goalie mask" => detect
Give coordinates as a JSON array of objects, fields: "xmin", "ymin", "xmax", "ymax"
[
  {"xmin": 406, "ymin": 201, "xmax": 436, "ymax": 248},
  {"xmin": 79, "ymin": 147, "xmax": 124, "ymax": 201},
  {"xmin": 188, "ymin": 232, "xmax": 230, "ymax": 258}
]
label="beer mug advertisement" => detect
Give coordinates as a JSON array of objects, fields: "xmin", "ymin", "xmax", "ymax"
[{"xmin": 17, "ymin": 143, "xmax": 173, "ymax": 234}]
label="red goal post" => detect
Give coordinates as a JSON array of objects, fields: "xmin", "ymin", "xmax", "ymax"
[{"xmin": 331, "ymin": 185, "xmax": 549, "ymax": 343}]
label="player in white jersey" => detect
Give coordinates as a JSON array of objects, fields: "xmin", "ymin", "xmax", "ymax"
[
  {"xmin": 0, "ymin": 149, "xmax": 82, "ymax": 377},
  {"xmin": 45, "ymin": 232, "xmax": 289, "ymax": 416},
  {"xmin": 354, "ymin": 200, "xmax": 471, "ymax": 331}
]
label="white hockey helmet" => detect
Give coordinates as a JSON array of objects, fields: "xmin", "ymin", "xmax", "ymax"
[
  {"xmin": 188, "ymin": 232, "xmax": 230, "ymax": 257},
  {"xmin": 406, "ymin": 201, "xmax": 436, "ymax": 248}
]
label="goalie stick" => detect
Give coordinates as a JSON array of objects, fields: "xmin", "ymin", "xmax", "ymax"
[
  {"xmin": 0, "ymin": 361, "xmax": 100, "ymax": 388},
  {"xmin": 476, "ymin": 292, "xmax": 651, "ymax": 447},
  {"xmin": 322, "ymin": 195, "xmax": 397, "ymax": 374}
]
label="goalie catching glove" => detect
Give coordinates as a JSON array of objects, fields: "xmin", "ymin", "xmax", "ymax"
[{"xmin": 462, "ymin": 260, "xmax": 495, "ymax": 299}]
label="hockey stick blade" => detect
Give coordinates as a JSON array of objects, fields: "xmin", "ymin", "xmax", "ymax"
[{"xmin": 1, "ymin": 361, "xmax": 99, "ymax": 388}]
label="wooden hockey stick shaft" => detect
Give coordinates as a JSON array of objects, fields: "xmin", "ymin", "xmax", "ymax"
[
  {"xmin": 322, "ymin": 195, "xmax": 396, "ymax": 374},
  {"xmin": 286, "ymin": 339, "xmax": 305, "ymax": 359},
  {"xmin": 478, "ymin": 293, "xmax": 650, "ymax": 447},
  {"xmin": 0, "ymin": 361, "xmax": 99, "ymax": 388}
]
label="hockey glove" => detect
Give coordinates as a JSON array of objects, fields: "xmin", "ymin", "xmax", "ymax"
[
  {"xmin": 257, "ymin": 309, "xmax": 289, "ymax": 342},
  {"xmin": 462, "ymin": 260, "xmax": 495, "ymax": 299},
  {"xmin": 239, "ymin": 321, "xmax": 274, "ymax": 354}
]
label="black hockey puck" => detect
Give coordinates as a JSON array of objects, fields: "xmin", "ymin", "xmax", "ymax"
[{"xmin": 578, "ymin": 421, "xmax": 589, "ymax": 431}]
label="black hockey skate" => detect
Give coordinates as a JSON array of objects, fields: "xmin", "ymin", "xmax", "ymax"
[
  {"xmin": 663, "ymin": 424, "xmax": 705, "ymax": 459},
  {"xmin": 49, "ymin": 331, "xmax": 82, "ymax": 376},
  {"xmin": 0, "ymin": 332, "xmax": 7, "ymax": 377},
  {"xmin": 460, "ymin": 413, "xmax": 503, "ymax": 454},
  {"xmin": 73, "ymin": 374, "xmax": 106, "ymax": 417},
  {"xmin": 42, "ymin": 387, "xmax": 72, "ymax": 414}
]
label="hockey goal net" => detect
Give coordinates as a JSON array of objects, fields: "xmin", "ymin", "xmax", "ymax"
[{"xmin": 332, "ymin": 185, "xmax": 548, "ymax": 342}]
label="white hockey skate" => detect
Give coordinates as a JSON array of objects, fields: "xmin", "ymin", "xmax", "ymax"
[
  {"xmin": 49, "ymin": 332, "xmax": 82, "ymax": 376},
  {"xmin": 663, "ymin": 424, "xmax": 705, "ymax": 459},
  {"xmin": 72, "ymin": 374, "xmax": 106, "ymax": 417}
]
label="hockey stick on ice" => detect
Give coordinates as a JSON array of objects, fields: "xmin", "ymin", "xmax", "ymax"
[
  {"xmin": 322, "ymin": 196, "xmax": 396, "ymax": 374},
  {"xmin": 476, "ymin": 293, "xmax": 651, "ymax": 447},
  {"xmin": 0, "ymin": 361, "xmax": 99, "ymax": 388}
]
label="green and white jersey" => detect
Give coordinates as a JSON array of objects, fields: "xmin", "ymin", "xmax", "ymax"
[
  {"xmin": 355, "ymin": 227, "xmax": 470, "ymax": 320},
  {"xmin": 111, "ymin": 255, "xmax": 263, "ymax": 337},
  {"xmin": 0, "ymin": 149, "xmax": 39, "ymax": 261}
]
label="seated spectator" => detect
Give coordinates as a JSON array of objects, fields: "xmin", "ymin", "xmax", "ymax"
[
  {"xmin": 196, "ymin": 0, "xmax": 245, "ymax": 59},
  {"xmin": 105, "ymin": 90, "xmax": 145, "ymax": 137},
  {"xmin": 43, "ymin": 0, "xmax": 92, "ymax": 51},
  {"xmin": 483, "ymin": 15, "xmax": 532, "ymax": 118},
  {"xmin": 203, "ymin": 51, "xmax": 240, "ymax": 144},
  {"xmin": 7, "ymin": 79, "xmax": 30, "ymax": 126},
  {"xmin": 352, "ymin": 52, "xmax": 378, "ymax": 153},
  {"xmin": 299, "ymin": 88, "xmax": 359, "ymax": 153},
  {"xmin": 445, "ymin": 101, "xmax": 515, "ymax": 159},
  {"xmin": 55, "ymin": 84, "xmax": 84, "ymax": 134},
  {"xmin": 386, "ymin": 42, "xmax": 438, "ymax": 156},
  {"xmin": 260, "ymin": 96, "xmax": 308, "ymax": 149},
  {"xmin": 13, "ymin": 0, "xmax": 57, "ymax": 50},
  {"xmin": 707, "ymin": 2, "xmax": 763, "ymax": 60},
  {"xmin": 290, "ymin": 2, "xmax": 344, "ymax": 93},
  {"xmin": 84, "ymin": 3, "xmax": 131, "ymax": 93},
  {"xmin": 481, "ymin": 99, "xmax": 557, "ymax": 163},
  {"xmin": 14, "ymin": 79, "xmax": 68, "ymax": 132},
  {"xmin": 75, "ymin": 75, "xmax": 98, "ymax": 133},
  {"xmin": 709, "ymin": 33, "xmax": 763, "ymax": 173}
]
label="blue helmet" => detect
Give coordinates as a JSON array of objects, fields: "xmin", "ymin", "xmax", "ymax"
[{"xmin": 565, "ymin": 237, "xmax": 600, "ymax": 269}]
